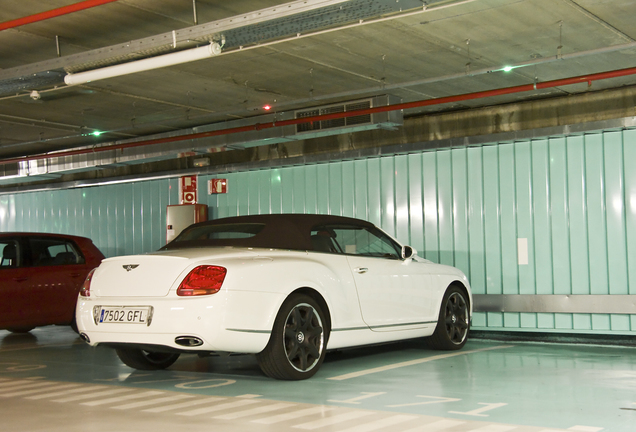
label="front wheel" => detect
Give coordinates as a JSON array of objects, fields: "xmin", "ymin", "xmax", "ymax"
[
  {"xmin": 115, "ymin": 348, "xmax": 180, "ymax": 370},
  {"xmin": 256, "ymin": 294, "xmax": 328, "ymax": 380},
  {"xmin": 428, "ymin": 286, "xmax": 470, "ymax": 350}
]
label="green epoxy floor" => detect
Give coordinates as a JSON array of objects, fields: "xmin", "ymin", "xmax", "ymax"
[{"xmin": 0, "ymin": 327, "xmax": 634, "ymax": 432}]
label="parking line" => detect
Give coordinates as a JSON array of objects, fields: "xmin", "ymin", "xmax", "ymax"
[
  {"xmin": 336, "ymin": 414, "xmax": 419, "ymax": 432},
  {"xmin": 177, "ymin": 399, "xmax": 260, "ymax": 417},
  {"xmin": 112, "ymin": 393, "xmax": 195, "ymax": 410},
  {"xmin": 52, "ymin": 388, "xmax": 134, "ymax": 403},
  {"xmin": 1, "ymin": 382, "xmax": 74, "ymax": 397},
  {"xmin": 27, "ymin": 385, "xmax": 103, "ymax": 400},
  {"xmin": 292, "ymin": 410, "xmax": 375, "ymax": 429},
  {"xmin": 401, "ymin": 419, "xmax": 467, "ymax": 432},
  {"xmin": 252, "ymin": 406, "xmax": 337, "ymax": 424},
  {"xmin": 81, "ymin": 390, "xmax": 165, "ymax": 406},
  {"xmin": 144, "ymin": 396, "xmax": 226, "ymax": 413},
  {"xmin": 214, "ymin": 402, "xmax": 296, "ymax": 420},
  {"xmin": 465, "ymin": 425, "xmax": 517, "ymax": 432},
  {"xmin": 328, "ymin": 345, "xmax": 514, "ymax": 381}
]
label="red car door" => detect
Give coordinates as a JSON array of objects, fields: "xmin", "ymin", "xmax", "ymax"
[
  {"xmin": 25, "ymin": 237, "xmax": 94, "ymax": 324},
  {"xmin": 0, "ymin": 239, "xmax": 32, "ymax": 328}
]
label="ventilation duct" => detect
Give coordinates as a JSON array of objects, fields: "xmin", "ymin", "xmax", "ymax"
[{"xmin": 0, "ymin": 95, "xmax": 402, "ymax": 185}]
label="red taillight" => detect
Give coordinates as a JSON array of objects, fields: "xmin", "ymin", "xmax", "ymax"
[
  {"xmin": 177, "ymin": 265, "xmax": 227, "ymax": 296},
  {"xmin": 80, "ymin": 268, "xmax": 97, "ymax": 297}
]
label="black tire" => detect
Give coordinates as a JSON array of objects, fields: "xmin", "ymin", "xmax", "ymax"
[
  {"xmin": 428, "ymin": 285, "xmax": 470, "ymax": 350},
  {"xmin": 115, "ymin": 348, "xmax": 180, "ymax": 370},
  {"xmin": 7, "ymin": 327, "xmax": 35, "ymax": 333},
  {"xmin": 256, "ymin": 294, "xmax": 328, "ymax": 380}
]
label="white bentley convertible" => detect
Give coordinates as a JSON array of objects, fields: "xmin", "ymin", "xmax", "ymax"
[{"xmin": 76, "ymin": 214, "xmax": 472, "ymax": 380}]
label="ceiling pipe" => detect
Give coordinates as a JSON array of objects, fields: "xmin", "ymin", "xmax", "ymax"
[
  {"xmin": 0, "ymin": 0, "xmax": 119, "ymax": 31},
  {"xmin": 3, "ymin": 66, "xmax": 636, "ymax": 166}
]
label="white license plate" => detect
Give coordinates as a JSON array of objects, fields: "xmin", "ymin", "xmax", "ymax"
[{"xmin": 97, "ymin": 306, "xmax": 152, "ymax": 325}]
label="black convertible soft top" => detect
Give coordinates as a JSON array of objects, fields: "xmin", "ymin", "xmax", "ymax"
[{"xmin": 160, "ymin": 213, "xmax": 376, "ymax": 251}]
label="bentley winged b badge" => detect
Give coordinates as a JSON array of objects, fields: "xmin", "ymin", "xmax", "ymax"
[{"xmin": 123, "ymin": 264, "xmax": 139, "ymax": 272}]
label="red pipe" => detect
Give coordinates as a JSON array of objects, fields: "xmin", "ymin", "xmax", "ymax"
[
  {"xmin": 0, "ymin": 0, "xmax": 119, "ymax": 31},
  {"xmin": 3, "ymin": 66, "xmax": 636, "ymax": 166}
]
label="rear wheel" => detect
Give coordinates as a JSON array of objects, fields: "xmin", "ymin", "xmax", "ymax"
[
  {"xmin": 115, "ymin": 348, "xmax": 180, "ymax": 370},
  {"xmin": 428, "ymin": 286, "xmax": 470, "ymax": 350},
  {"xmin": 257, "ymin": 294, "xmax": 328, "ymax": 380}
]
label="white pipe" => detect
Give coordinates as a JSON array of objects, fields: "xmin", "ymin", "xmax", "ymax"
[{"xmin": 64, "ymin": 42, "xmax": 222, "ymax": 86}]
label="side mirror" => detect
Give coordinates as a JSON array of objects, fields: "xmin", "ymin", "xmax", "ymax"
[{"xmin": 401, "ymin": 245, "xmax": 416, "ymax": 260}]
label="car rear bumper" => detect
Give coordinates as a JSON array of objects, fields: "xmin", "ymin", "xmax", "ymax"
[{"xmin": 76, "ymin": 290, "xmax": 284, "ymax": 354}]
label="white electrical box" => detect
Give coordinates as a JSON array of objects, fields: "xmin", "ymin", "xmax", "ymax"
[{"xmin": 166, "ymin": 204, "xmax": 208, "ymax": 243}]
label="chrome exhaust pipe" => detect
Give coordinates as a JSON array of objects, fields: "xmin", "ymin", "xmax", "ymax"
[{"xmin": 175, "ymin": 336, "xmax": 203, "ymax": 347}]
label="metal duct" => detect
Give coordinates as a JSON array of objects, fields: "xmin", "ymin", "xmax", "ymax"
[{"xmin": 0, "ymin": 95, "xmax": 402, "ymax": 184}]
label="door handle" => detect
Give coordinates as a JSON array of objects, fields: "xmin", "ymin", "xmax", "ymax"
[{"xmin": 355, "ymin": 267, "xmax": 368, "ymax": 274}]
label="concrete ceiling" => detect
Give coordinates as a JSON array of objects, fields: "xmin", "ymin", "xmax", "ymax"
[{"xmin": 1, "ymin": 0, "xmax": 635, "ymax": 186}]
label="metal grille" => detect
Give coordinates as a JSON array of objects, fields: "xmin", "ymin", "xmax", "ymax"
[{"xmin": 295, "ymin": 100, "xmax": 372, "ymax": 134}]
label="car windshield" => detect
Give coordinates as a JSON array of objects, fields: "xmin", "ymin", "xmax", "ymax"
[{"xmin": 173, "ymin": 223, "xmax": 266, "ymax": 242}]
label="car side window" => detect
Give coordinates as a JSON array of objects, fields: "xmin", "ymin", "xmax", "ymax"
[
  {"xmin": 311, "ymin": 225, "xmax": 401, "ymax": 259},
  {"xmin": 28, "ymin": 238, "xmax": 85, "ymax": 267},
  {"xmin": 0, "ymin": 240, "xmax": 20, "ymax": 268}
]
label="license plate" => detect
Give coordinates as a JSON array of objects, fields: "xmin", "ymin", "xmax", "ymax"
[{"xmin": 96, "ymin": 306, "xmax": 153, "ymax": 325}]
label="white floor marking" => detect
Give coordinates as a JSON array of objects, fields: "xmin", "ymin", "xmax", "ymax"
[
  {"xmin": 336, "ymin": 414, "xmax": 419, "ymax": 432},
  {"xmin": 236, "ymin": 394, "xmax": 261, "ymax": 398},
  {"xmin": 449, "ymin": 403, "xmax": 508, "ymax": 417},
  {"xmin": 568, "ymin": 427, "xmax": 604, "ymax": 432},
  {"xmin": 252, "ymin": 406, "xmax": 337, "ymax": 424},
  {"xmin": 328, "ymin": 345, "xmax": 514, "ymax": 380},
  {"xmin": 329, "ymin": 392, "xmax": 387, "ymax": 404},
  {"xmin": 52, "ymin": 387, "xmax": 134, "ymax": 403},
  {"xmin": 401, "ymin": 419, "xmax": 466, "ymax": 432},
  {"xmin": 292, "ymin": 410, "xmax": 375, "ymax": 430},
  {"xmin": 26, "ymin": 385, "xmax": 103, "ymax": 400},
  {"xmin": 466, "ymin": 425, "xmax": 517, "ymax": 432},
  {"xmin": 177, "ymin": 399, "xmax": 260, "ymax": 416},
  {"xmin": 143, "ymin": 396, "xmax": 226, "ymax": 413},
  {"xmin": 0, "ymin": 381, "xmax": 61, "ymax": 397},
  {"xmin": 388, "ymin": 395, "xmax": 461, "ymax": 407},
  {"xmin": 81, "ymin": 390, "xmax": 164, "ymax": 406},
  {"xmin": 0, "ymin": 380, "xmax": 54, "ymax": 392},
  {"xmin": 0, "ymin": 379, "xmax": 40, "ymax": 389},
  {"xmin": 214, "ymin": 402, "xmax": 296, "ymax": 420},
  {"xmin": 112, "ymin": 394, "xmax": 196, "ymax": 410}
]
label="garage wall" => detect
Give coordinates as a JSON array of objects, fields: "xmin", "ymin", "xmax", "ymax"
[
  {"xmin": 0, "ymin": 180, "xmax": 180, "ymax": 258},
  {"xmin": 1, "ymin": 128, "xmax": 634, "ymax": 335}
]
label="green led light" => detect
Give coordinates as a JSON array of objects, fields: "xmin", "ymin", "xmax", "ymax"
[
  {"xmin": 503, "ymin": 66, "xmax": 513, "ymax": 72},
  {"xmin": 91, "ymin": 131, "xmax": 102, "ymax": 136}
]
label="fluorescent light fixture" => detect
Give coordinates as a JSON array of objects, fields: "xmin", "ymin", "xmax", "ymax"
[{"xmin": 64, "ymin": 42, "xmax": 222, "ymax": 86}]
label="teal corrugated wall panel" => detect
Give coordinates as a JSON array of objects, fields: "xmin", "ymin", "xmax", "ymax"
[
  {"xmin": 379, "ymin": 157, "xmax": 395, "ymax": 235},
  {"xmin": 549, "ymin": 137, "xmax": 571, "ymax": 295},
  {"xmin": 585, "ymin": 134, "xmax": 610, "ymax": 295},
  {"xmin": 466, "ymin": 147, "xmax": 486, "ymax": 296},
  {"xmin": 566, "ymin": 135, "xmax": 590, "ymax": 295},
  {"xmin": 423, "ymin": 152, "xmax": 439, "ymax": 263},
  {"xmin": 532, "ymin": 139, "xmax": 554, "ymax": 295},
  {"xmin": 515, "ymin": 141, "xmax": 536, "ymax": 295},
  {"xmin": 1, "ymin": 127, "xmax": 635, "ymax": 335},
  {"xmin": 625, "ymin": 130, "xmax": 636, "ymax": 295},
  {"xmin": 451, "ymin": 149, "xmax": 469, "ymax": 279},
  {"xmin": 483, "ymin": 145, "xmax": 502, "ymax": 295},
  {"xmin": 395, "ymin": 155, "xmax": 409, "ymax": 245},
  {"xmin": 604, "ymin": 132, "xmax": 629, "ymax": 295},
  {"xmin": 499, "ymin": 144, "xmax": 518, "ymax": 295},
  {"xmin": 436, "ymin": 150, "xmax": 453, "ymax": 267},
  {"xmin": 408, "ymin": 154, "xmax": 424, "ymax": 257}
]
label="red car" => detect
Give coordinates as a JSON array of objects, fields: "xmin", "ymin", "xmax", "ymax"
[{"xmin": 0, "ymin": 233, "xmax": 104, "ymax": 333}]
